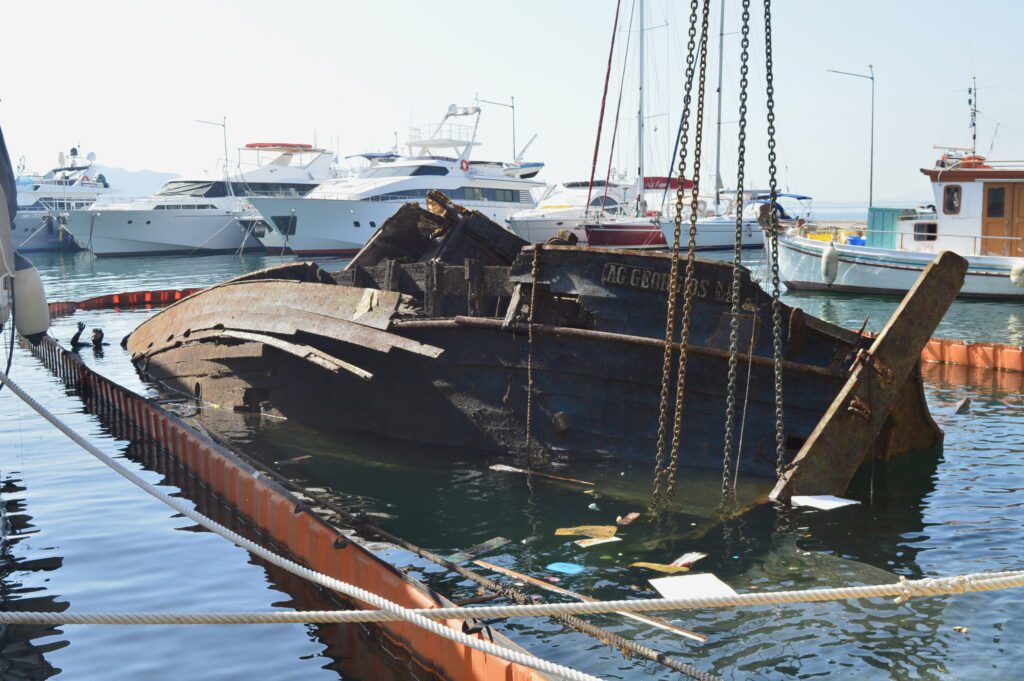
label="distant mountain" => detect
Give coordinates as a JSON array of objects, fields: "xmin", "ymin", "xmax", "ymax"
[{"xmin": 92, "ymin": 165, "xmax": 178, "ymax": 196}]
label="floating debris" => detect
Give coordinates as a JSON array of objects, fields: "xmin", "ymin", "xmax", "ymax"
[
  {"xmin": 617, "ymin": 512, "xmax": 641, "ymax": 525},
  {"xmin": 791, "ymin": 495, "xmax": 861, "ymax": 511},
  {"xmin": 575, "ymin": 536, "xmax": 622, "ymax": 548},
  {"xmin": 546, "ymin": 562, "xmax": 585, "ymax": 575},
  {"xmin": 650, "ymin": 573, "xmax": 738, "ymax": 600},
  {"xmin": 630, "ymin": 562, "xmax": 690, "ymax": 575},
  {"xmin": 554, "ymin": 525, "xmax": 617, "ymax": 539},
  {"xmin": 489, "ymin": 464, "xmax": 593, "ymax": 486}
]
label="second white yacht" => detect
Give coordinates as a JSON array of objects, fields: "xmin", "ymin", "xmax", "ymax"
[
  {"xmin": 13, "ymin": 147, "xmax": 115, "ymax": 252},
  {"xmin": 65, "ymin": 143, "xmax": 338, "ymax": 256},
  {"xmin": 507, "ymin": 180, "xmax": 634, "ymax": 244},
  {"xmin": 250, "ymin": 105, "xmax": 543, "ymax": 256}
]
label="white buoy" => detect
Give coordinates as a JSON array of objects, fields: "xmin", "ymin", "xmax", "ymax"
[
  {"xmin": 13, "ymin": 253, "xmax": 50, "ymax": 345},
  {"xmin": 1010, "ymin": 261, "xmax": 1024, "ymax": 288},
  {"xmin": 820, "ymin": 243, "xmax": 839, "ymax": 286}
]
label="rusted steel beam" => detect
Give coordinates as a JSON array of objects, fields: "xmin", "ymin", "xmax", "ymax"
[
  {"xmin": 184, "ymin": 329, "xmax": 373, "ymax": 380},
  {"xmin": 393, "ymin": 316, "xmax": 845, "ymax": 379},
  {"xmin": 771, "ymin": 251, "xmax": 968, "ymax": 501}
]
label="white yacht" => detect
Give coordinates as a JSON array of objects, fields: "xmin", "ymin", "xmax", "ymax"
[
  {"xmin": 507, "ymin": 180, "xmax": 633, "ymax": 244},
  {"xmin": 13, "ymin": 148, "xmax": 115, "ymax": 252},
  {"xmin": 249, "ymin": 105, "xmax": 543, "ymax": 256},
  {"xmin": 65, "ymin": 143, "xmax": 338, "ymax": 256}
]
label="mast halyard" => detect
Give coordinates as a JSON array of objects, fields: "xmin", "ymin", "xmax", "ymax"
[
  {"xmin": 636, "ymin": 0, "xmax": 645, "ymax": 217},
  {"xmin": 714, "ymin": 0, "xmax": 725, "ymax": 213}
]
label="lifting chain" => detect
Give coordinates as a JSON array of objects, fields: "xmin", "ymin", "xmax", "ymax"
[
  {"xmin": 662, "ymin": 0, "xmax": 712, "ymax": 508},
  {"xmin": 525, "ymin": 244, "xmax": 541, "ymax": 450},
  {"xmin": 763, "ymin": 0, "xmax": 787, "ymax": 478},
  {"xmin": 651, "ymin": 0, "xmax": 704, "ymax": 512},
  {"xmin": 720, "ymin": 0, "xmax": 752, "ymax": 508}
]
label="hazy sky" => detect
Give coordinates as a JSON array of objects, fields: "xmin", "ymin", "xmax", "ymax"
[{"xmin": 3, "ymin": 1, "xmax": 1022, "ymax": 202}]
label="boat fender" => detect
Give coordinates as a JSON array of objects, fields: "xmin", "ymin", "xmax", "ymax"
[
  {"xmin": 1011, "ymin": 261, "xmax": 1024, "ymax": 288},
  {"xmin": 13, "ymin": 253, "xmax": 50, "ymax": 345},
  {"xmin": 459, "ymin": 159, "xmax": 470, "ymax": 172},
  {"xmin": 820, "ymin": 243, "xmax": 839, "ymax": 286}
]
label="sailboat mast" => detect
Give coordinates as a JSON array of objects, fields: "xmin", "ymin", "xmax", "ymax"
[
  {"xmin": 636, "ymin": 0, "xmax": 645, "ymax": 215},
  {"xmin": 713, "ymin": 0, "xmax": 725, "ymax": 213}
]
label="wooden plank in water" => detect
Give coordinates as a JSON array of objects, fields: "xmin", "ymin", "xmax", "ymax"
[{"xmin": 771, "ymin": 251, "xmax": 968, "ymax": 501}]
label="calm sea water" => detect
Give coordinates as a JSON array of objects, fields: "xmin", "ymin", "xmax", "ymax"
[{"xmin": 1, "ymin": 249, "xmax": 1022, "ymax": 680}]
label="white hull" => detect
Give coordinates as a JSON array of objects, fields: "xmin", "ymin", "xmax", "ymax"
[
  {"xmin": 658, "ymin": 216, "xmax": 765, "ymax": 250},
  {"xmin": 250, "ymin": 197, "xmax": 527, "ymax": 255},
  {"xmin": 507, "ymin": 216, "xmax": 589, "ymax": 245},
  {"xmin": 774, "ymin": 233, "xmax": 1024, "ymax": 299},
  {"xmin": 65, "ymin": 208, "xmax": 261, "ymax": 256},
  {"xmin": 12, "ymin": 212, "xmax": 79, "ymax": 252}
]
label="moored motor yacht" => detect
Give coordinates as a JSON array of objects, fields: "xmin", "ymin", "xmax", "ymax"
[
  {"xmin": 13, "ymin": 147, "xmax": 114, "ymax": 252},
  {"xmin": 249, "ymin": 104, "xmax": 543, "ymax": 256},
  {"xmin": 773, "ymin": 149, "xmax": 1024, "ymax": 298},
  {"xmin": 65, "ymin": 143, "xmax": 338, "ymax": 256}
]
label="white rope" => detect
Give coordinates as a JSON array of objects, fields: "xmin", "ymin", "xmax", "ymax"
[
  {"xmin": 0, "ymin": 367, "xmax": 601, "ymax": 681},
  {"xmin": 0, "ymin": 570, "xmax": 1021, "ymax": 626}
]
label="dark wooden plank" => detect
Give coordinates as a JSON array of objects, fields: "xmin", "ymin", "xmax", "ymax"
[{"xmin": 770, "ymin": 251, "xmax": 968, "ymax": 500}]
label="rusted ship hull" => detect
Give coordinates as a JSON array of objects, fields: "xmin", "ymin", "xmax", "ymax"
[
  {"xmin": 138, "ymin": 313, "xmax": 936, "ymax": 479},
  {"xmin": 128, "ymin": 194, "xmax": 955, "ymax": 492}
]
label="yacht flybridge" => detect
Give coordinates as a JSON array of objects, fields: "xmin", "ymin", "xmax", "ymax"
[
  {"xmin": 13, "ymin": 147, "xmax": 114, "ymax": 252},
  {"xmin": 249, "ymin": 104, "xmax": 543, "ymax": 256},
  {"xmin": 65, "ymin": 143, "xmax": 338, "ymax": 257}
]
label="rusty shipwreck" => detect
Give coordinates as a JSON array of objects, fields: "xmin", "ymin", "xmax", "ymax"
[{"xmin": 126, "ymin": 192, "xmax": 965, "ymax": 497}]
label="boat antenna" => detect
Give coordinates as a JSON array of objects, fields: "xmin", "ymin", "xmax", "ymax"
[
  {"xmin": 968, "ymin": 75, "xmax": 978, "ymax": 157},
  {"xmin": 195, "ymin": 116, "xmax": 232, "ymax": 197}
]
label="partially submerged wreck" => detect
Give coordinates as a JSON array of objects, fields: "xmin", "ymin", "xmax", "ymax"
[{"xmin": 127, "ymin": 193, "xmax": 965, "ymax": 496}]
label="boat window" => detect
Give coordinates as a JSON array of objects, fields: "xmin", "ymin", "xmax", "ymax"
[
  {"xmin": 914, "ymin": 222, "xmax": 938, "ymax": 241},
  {"xmin": 354, "ymin": 221, "xmax": 361, "ymax": 228},
  {"xmin": 589, "ymin": 196, "xmax": 619, "ymax": 208},
  {"xmin": 233, "ymin": 182, "xmax": 314, "ymax": 197},
  {"xmin": 986, "ymin": 186, "xmax": 1006, "ymax": 218},
  {"xmin": 463, "ymin": 187, "xmax": 486, "ymax": 201},
  {"xmin": 493, "ymin": 188, "xmax": 516, "ymax": 202},
  {"xmin": 943, "ymin": 185, "xmax": 962, "ymax": 215},
  {"xmin": 361, "ymin": 165, "xmax": 449, "ymax": 178},
  {"xmin": 157, "ymin": 181, "xmax": 225, "ymax": 197},
  {"xmin": 271, "ymin": 215, "xmax": 297, "ymax": 235}
]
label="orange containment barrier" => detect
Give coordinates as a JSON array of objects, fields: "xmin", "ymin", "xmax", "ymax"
[
  {"xmin": 48, "ymin": 288, "xmax": 203, "ymax": 317},
  {"xmin": 24, "ymin": 335, "xmax": 543, "ymax": 681},
  {"xmin": 921, "ymin": 337, "xmax": 1024, "ymax": 374}
]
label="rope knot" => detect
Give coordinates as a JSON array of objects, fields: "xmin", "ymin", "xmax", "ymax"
[{"xmin": 893, "ymin": 575, "xmax": 912, "ymax": 604}]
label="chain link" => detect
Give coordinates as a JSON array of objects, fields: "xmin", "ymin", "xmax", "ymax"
[
  {"xmin": 525, "ymin": 244, "xmax": 540, "ymax": 450},
  {"xmin": 651, "ymin": 0, "xmax": 702, "ymax": 511},
  {"xmin": 663, "ymin": 0, "xmax": 712, "ymax": 506},
  {"xmin": 762, "ymin": 0, "xmax": 786, "ymax": 477},
  {"xmin": 720, "ymin": 0, "xmax": 752, "ymax": 507}
]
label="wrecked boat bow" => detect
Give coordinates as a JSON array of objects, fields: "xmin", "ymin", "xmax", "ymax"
[{"xmin": 127, "ymin": 193, "xmax": 961, "ymax": 497}]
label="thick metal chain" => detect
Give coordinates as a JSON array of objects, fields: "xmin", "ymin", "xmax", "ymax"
[
  {"xmin": 763, "ymin": 0, "xmax": 786, "ymax": 477},
  {"xmin": 720, "ymin": 0, "xmax": 752, "ymax": 506},
  {"xmin": 525, "ymin": 244, "xmax": 540, "ymax": 450},
  {"xmin": 663, "ymin": 0, "xmax": 712, "ymax": 507},
  {"xmin": 651, "ymin": 0, "xmax": 702, "ymax": 511}
]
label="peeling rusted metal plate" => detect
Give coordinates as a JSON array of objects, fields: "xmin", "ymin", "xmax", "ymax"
[{"xmin": 128, "ymin": 280, "xmax": 442, "ymax": 359}]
